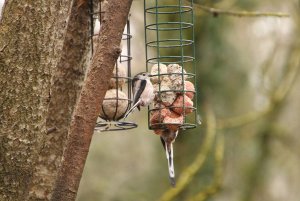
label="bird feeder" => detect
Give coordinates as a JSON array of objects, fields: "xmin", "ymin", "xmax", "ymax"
[
  {"xmin": 144, "ymin": 0, "xmax": 198, "ymax": 132},
  {"xmin": 91, "ymin": 1, "xmax": 137, "ymax": 131}
]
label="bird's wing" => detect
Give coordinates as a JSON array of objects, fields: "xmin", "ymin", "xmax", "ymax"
[
  {"xmin": 160, "ymin": 137, "xmax": 166, "ymax": 150},
  {"xmin": 132, "ymin": 79, "xmax": 146, "ymax": 111},
  {"xmin": 123, "ymin": 79, "xmax": 147, "ymax": 119}
]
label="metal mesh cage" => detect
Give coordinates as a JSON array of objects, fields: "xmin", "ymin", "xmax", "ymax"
[
  {"xmin": 91, "ymin": 1, "xmax": 137, "ymax": 131},
  {"xmin": 144, "ymin": 0, "xmax": 197, "ymax": 131}
]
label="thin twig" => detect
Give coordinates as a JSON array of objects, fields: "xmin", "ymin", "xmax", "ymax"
[
  {"xmin": 159, "ymin": 104, "xmax": 216, "ymax": 201},
  {"xmin": 194, "ymin": 4, "xmax": 289, "ymax": 18}
]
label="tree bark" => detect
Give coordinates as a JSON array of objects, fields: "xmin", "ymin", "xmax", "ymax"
[
  {"xmin": 50, "ymin": 0, "xmax": 133, "ymax": 200},
  {"xmin": 0, "ymin": 0, "xmax": 91, "ymax": 201},
  {"xmin": 28, "ymin": 1, "xmax": 92, "ymax": 200},
  {"xmin": 0, "ymin": 1, "xmax": 73, "ymax": 200}
]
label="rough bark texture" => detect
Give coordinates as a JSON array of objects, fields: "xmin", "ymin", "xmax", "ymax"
[
  {"xmin": 0, "ymin": 0, "xmax": 92, "ymax": 200},
  {"xmin": 28, "ymin": 1, "xmax": 92, "ymax": 200},
  {"xmin": 0, "ymin": 1, "xmax": 73, "ymax": 200},
  {"xmin": 50, "ymin": 0, "xmax": 133, "ymax": 200}
]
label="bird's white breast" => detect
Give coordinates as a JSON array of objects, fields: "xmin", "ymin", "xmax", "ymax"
[{"xmin": 140, "ymin": 80, "xmax": 154, "ymax": 106}]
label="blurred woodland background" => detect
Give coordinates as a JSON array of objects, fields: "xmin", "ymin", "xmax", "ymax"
[{"xmin": 75, "ymin": 0, "xmax": 300, "ymax": 201}]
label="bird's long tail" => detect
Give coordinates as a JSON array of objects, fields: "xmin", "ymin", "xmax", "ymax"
[
  {"xmin": 161, "ymin": 137, "xmax": 176, "ymax": 187},
  {"xmin": 123, "ymin": 99, "xmax": 141, "ymax": 119}
]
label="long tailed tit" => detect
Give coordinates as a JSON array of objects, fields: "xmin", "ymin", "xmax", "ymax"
[
  {"xmin": 124, "ymin": 72, "xmax": 154, "ymax": 118},
  {"xmin": 160, "ymin": 129, "xmax": 179, "ymax": 187}
]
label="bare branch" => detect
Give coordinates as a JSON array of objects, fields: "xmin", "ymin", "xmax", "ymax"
[
  {"xmin": 50, "ymin": 0, "xmax": 133, "ymax": 200},
  {"xmin": 193, "ymin": 4, "xmax": 289, "ymax": 18}
]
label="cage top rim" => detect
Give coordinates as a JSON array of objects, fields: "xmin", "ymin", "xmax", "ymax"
[{"xmin": 145, "ymin": 5, "xmax": 192, "ymax": 14}]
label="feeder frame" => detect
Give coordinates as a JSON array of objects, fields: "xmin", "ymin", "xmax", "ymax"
[
  {"xmin": 144, "ymin": 0, "xmax": 198, "ymax": 131},
  {"xmin": 90, "ymin": 0, "xmax": 137, "ymax": 131}
]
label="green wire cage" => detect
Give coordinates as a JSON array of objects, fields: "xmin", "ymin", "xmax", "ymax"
[{"xmin": 144, "ymin": 0, "xmax": 198, "ymax": 132}]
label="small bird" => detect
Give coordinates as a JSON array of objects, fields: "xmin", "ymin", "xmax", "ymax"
[
  {"xmin": 160, "ymin": 128, "xmax": 179, "ymax": 187},
  {"xmin": 124, "ymin": 72, "xmax": 154, "ymax": 118}
]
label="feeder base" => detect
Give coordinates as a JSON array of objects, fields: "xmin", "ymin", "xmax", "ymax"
[{"xmin": 94, "ymin": 120, "xmax": 137, "ymax": 132}]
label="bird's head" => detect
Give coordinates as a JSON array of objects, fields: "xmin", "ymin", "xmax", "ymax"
[{"xmin": 134, "ymin": 72, "xmax": 150, "ymax": 80}]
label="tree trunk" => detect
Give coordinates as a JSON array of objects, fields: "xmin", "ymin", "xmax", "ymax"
[
  {"xmin": 28, "ymin": 1, "xmax": 92, "ymax": 200},
  {"xmin": 0, "ymin": 0, "xmax": 91, "ymax": 200}
]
